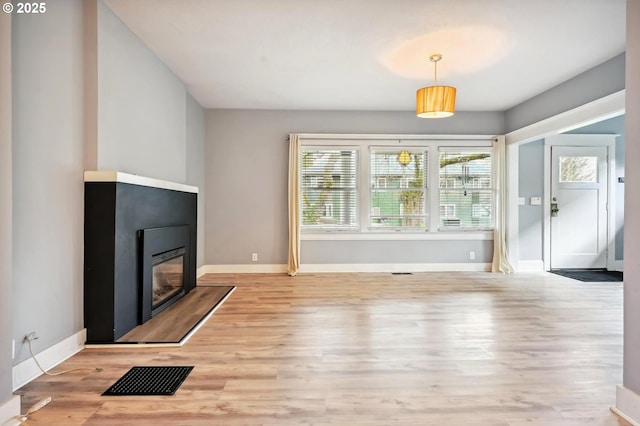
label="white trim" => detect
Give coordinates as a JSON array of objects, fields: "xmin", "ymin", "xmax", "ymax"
[
  {"xmin": 505, "ymin": 90, "xmax": 625, "ymax": 145},
  {"xmin": 544, "ymin": 134, "xmax": 619, "ymax": 147},
  {"xmin": 86, "ymin": 342, "xmax": 181, "ymax": 349},
  {"xmin": 542, "ymin": 135, "xmax": 617, "ymax": 271},
  {"xmin": 84, "ymin": 171, "xmax": 199, "ymax": 193},
  {"xmin": 517, "ymin": 260, "xmax": 545, "ymax": 272},
  {"xmin": 298, "ymin": 133, "xmax": 496, "ymax": 141},
  {"xmin": 199, "ymin": 264, "xmax": 288, "ymax": 274},
  {"xmin": 0, "ymin": 395, "xmax": 20, "ymax": 426},
  {"xmin": 613, "ymin": 385, "xmax": 640, "ymax": 425},
  {"xmin": 300, "ymin": 137, "xmax": 494, "ymax": 148},
  {"xmin": 298, "ymin": 263, "xmax": 491, "ymax": 273},
  {"xmin": 198, "ymin": 263, "xmax": 491, "ymax": 274},
  {"xmin": 13, "ymin": 329, "xmax": 86, "ymax": 391},
  {"xmin": 197, "ymin": 265, "xmax": 208, "ymax": 278},
  {"xmin": 611, "ymin": 260, "xmax": 624, "ymax": 271},
  {"xmin": 85, "ymin": 287, "xmax": 236, "ymax": 349},
  {"xmin": 608, "ymin": 141, "xmax": 618, "ymax": 271},
  {"xmin": 302, "ymin": 232, "xmax": 494, "ymax": 241},
  {"xmin": 506, "ymin": 143, "xmax": 520, "ymax": 271},
  {"xmin": 543, "ymin": 142, "xmax": 552, "ymax": 271}
]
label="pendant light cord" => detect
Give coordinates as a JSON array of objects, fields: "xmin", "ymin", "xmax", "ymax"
[{"xmin": 434, "ymin": 59, "xmax": 438, "ymax": 84}]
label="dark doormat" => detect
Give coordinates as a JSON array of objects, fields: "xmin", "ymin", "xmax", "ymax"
[
  {"xmin": 103, "ymin": 366, "xmax": 193, "ymax": 396},
  {"xmin": 551, "ymin": 269, "xmax": 623, "ymax": 282}
]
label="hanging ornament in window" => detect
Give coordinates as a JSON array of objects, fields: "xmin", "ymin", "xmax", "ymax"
[{"xmin": 398, "ymin": 150, "xmax": 411, "ymax": 166}]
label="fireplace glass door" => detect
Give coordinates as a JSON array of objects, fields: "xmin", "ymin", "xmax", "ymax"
[{"xmin": 152, "ymin": 247, "xmax": 186, "ymax": 311}]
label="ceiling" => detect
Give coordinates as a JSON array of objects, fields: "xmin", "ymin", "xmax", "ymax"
[{"xmin": 105, "ymin": 0, "xmax": 626, "ymax": 112}]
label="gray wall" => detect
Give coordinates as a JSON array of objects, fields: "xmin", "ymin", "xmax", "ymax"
[
  {"xmin": 302, "ymin": 240, "xmax": 493, "ymax": 265},
  {"xmin": 205, "ymin": 109, "xmax": 504, "ymax": 266},
  {"xmin": 96, "ymin": 0, "xmax": 187, "ymax": 183},
  {"xmin": 1, "ymin": 10, "xmax": 13, "ymax": 406},
  {"xmin": 12, "ymin": 0, "xmax": 85, "ymax": 364},
  {"xmin": 505, "ymin": 53, "xmax": 625, "ymax": 133},
  {"xmin": 186, "ymin": 93, "xmax": 206, "ymax": 268},
  {"xmin": 624, "ymin": 0, "xmax": 640, "ymax": 396},
  {"xmin": 8, "ymin": 0, "xmax": 206, "ymax": 370},
  {"xmin": 518, "ymin": 140, "xmax": 544, "ymax": 261}
]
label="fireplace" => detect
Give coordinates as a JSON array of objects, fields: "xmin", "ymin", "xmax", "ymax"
[
  {"xmin": 84, "ymin": 171, "xmax": 198, "ymax": 343},
  {"xmin": 139, "ymin": 225, "xmax": 191, "ymax": 324}
]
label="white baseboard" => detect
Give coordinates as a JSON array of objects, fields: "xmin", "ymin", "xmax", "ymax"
[
  {"xmin": 517, "ymin": 260, "xmax": 545, "ymax": 272},
  {"xmin": 613, "ymin": 385, "xmax": 640, "ymax": 425},
  {"xmin": 298, "ymin": 263, "xmax": 492, "ymax": 273},
  {"xmin": 199, "ymin": 264, "xmax": 288, "ymax": 274},
  {"xmin": 0, "ymin": 395, "xmax": 20, "ymax": 426},
  {"xmin": 12, "ymin": 329, "xmax": 86, "ymax": 391},
  {"xmin": 200, "ymin": 263, "xmax": 492, "ymax": 274},
  {"xmin": 197, "ymin": 265, "xmax": 208, "ymax": 278}
]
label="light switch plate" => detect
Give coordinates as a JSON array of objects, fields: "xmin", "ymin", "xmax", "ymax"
[
  {"xmin": 518, "ymin": 197, "xmax": 525, "ymax": 205},
  {"xmin": 530, "ymin": 196, "xmax": 542, "ymax": 205}
]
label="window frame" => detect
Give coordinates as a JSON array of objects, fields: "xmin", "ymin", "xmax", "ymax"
[
  {"xmin": 369, "ymin": 147, "xmax": 428, "ymax": 232},
  {"xmin": 299, "ymin": 145, "xmax": 360, "ymax": 232},
  {"xmin": 438, "ymin": 147, "xmax": 495, "ymax": 231},
  {"xmin": 298, "ymin": 135, "xmax": 496, "ymax": 239}
]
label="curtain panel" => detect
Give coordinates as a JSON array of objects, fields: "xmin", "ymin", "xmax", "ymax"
[
  {"xmin": 492, "ymin": 135, "xmax": 514, "ymax": 273},
  {"xmin": 287, "ymin": 134, "xmax": 301, "ymax": 276}
]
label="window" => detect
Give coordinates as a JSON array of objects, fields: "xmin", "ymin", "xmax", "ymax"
[
  {"xmin": 440, "ymin": 204, "xmax": 456, "ymax": 217},
  {"xmin": 370, "ymin": 149, "xmax": 427, "ymax": 230},
  {"xmin": 559, "ymin": 156, "xmax": 598, "ymax": 183},
  {"xmin": 298, "ymin": 139, "xmax": 495, "ymax": 235},
  {"xmin": 439, "ymin": 150, "xmax": 493, "ymax": 230},
  {"xmin": 300, "ymin": 148, "xmax": 358, "ymax": 230}
]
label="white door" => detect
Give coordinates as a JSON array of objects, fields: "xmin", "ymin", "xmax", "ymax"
[{"xmin": 550, "ymin": 146, "xmax": 608, "ymax": 269}]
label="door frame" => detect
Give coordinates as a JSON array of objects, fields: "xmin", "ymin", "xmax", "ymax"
[
  {"xmin": 504, "ymin": 89, "xmax": 625, "ymax": 272},
  {"xmin": 543, "ymin": 134, "xmax": 617, "ymax": 271}
]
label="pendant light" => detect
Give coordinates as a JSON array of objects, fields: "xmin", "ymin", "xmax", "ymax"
[{"xmin": 416, "ymin": 54, "xmax": 456, "ymax": 118}]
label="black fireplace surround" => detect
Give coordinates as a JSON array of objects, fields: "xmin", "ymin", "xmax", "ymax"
[{"xmin": 84, "ymin": 178, "xmax": 197, "ymax": 343}]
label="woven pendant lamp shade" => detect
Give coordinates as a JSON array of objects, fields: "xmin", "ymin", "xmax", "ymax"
[{"xmin": 416, "ymin": 85, "xmax": 456, "ymax": 118}]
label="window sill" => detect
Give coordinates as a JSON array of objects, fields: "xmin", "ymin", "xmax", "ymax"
[{"xmin": 301, "ymin": 231, "xmax": 494, "ymax": 241}]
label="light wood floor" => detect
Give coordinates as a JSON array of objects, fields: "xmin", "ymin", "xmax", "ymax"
[{"xmin": 16, "ymin": 272, "xmax": 629, "ymax": 425}]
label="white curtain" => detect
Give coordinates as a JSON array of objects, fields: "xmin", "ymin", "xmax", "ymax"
[
  {"xmin": 492, "ymin": 136, "xmax": 515, "ymax": 273},
  {"xmin": 287, "ymin": 134, "xmax": 301, "ymax": 276}
]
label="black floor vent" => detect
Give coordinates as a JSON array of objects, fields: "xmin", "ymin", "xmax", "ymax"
[
  {"xmin": 103, "ymin": 366, "xmax": 193, "ymax": 396},
  {"xmin": 391, "ymin": 272, "xmax": 413, "ymax": 275}
]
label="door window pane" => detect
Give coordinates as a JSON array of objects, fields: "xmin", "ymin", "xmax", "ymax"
[{"xmin": 559, "ymin": 156, "xmax": 597, "ymax": 183}]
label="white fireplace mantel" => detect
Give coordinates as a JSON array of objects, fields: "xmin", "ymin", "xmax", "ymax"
[{"xmin": 84, "ymin": 171, "xmax": 198, "ymax": 193}]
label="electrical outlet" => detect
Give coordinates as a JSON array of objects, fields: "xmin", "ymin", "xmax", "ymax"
[
  {"xmin": 469, "ymin": 251, "xmax": 475, "ymax": 260},
  {"xmin": 24, "ymin": 332, "xmax": 38, "ymax": 343},
  {"xmin": 251, "ymin": 253, "xmax": 258, "ymax": 262}
]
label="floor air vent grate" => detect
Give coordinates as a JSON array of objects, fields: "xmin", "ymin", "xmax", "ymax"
[{"xmin": 102, "ymin": 366, "xmax": 193, "ymax": 396}]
